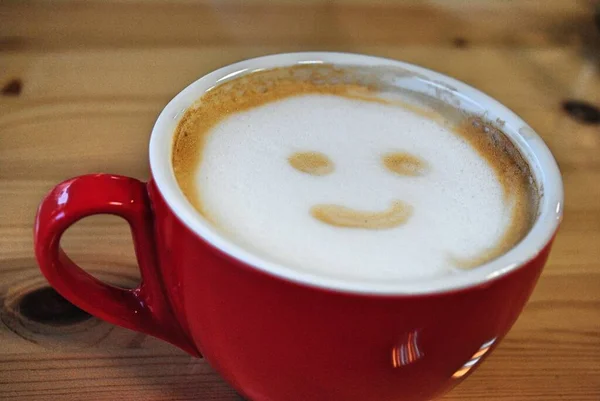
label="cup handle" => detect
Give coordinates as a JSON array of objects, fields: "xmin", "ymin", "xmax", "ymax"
[{"xmin": 34, "ymin": 174, "xmax": 200, "ymax": 356}]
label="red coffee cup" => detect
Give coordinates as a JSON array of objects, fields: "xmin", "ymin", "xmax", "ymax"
[{"xmin": 34, "ymin": 53, "xmax": 563, "ymax": 401}]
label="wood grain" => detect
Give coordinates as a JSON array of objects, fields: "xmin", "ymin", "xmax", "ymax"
[{"xmin": 1, "ymin": 0, "xmax": 599, "ymax": 400}]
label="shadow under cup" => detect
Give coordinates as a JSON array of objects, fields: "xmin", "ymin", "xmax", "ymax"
[{"xmin": 35, "ymin": 52, "xmax": 563, "ymax": 401}]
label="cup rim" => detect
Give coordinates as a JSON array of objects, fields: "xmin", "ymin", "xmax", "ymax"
[{"xmin": 149, "ymin": 52, "xmax": 563, "ymax": 295}]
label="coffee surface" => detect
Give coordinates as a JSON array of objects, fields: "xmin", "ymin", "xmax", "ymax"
[{"xmin": 172, "ymin": 65, "xmax": 537, "ymax": 282}]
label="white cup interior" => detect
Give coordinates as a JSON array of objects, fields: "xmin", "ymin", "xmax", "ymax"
[{"xmin": 150, "ymin": 52, "xmax": 563, "ymax": 295}]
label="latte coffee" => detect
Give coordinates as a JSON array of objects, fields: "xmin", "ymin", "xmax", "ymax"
[{"xmin": 172, "ymin": 64, "xmax": 538, "ymax": 282}]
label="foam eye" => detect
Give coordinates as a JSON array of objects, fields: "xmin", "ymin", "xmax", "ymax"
[
  {"xmin": 288, "ymin": 151, "xmax": 334, "ymax": 176},
  {"xmin": 382, "ymin": 152, "xmax": 429, "ymax": 176}
]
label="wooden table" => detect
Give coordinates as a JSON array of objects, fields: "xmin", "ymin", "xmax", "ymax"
[{"xmin": 1, "ymin": 1, "xmax": 599, "ymax": 399}]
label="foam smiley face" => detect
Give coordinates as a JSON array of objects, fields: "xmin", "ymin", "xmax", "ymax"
[
  {"xmin": 289, "ymin": 151, "xmax": 428, "ymax": 229},
  {"xmin": 198, "ymin": 94, "xmax": 513, "ymax": 282}
]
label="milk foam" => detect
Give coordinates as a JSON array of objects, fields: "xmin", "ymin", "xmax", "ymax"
[{"xmin": 195, "ymin": 94, "xmax": 513, "ymax": 282}]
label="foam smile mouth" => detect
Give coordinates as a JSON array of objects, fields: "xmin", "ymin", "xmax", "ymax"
[{"xmin": 310, "ymin": 200, "xmax": 413, "ymax": 229}]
